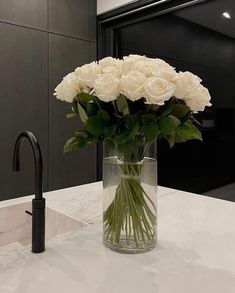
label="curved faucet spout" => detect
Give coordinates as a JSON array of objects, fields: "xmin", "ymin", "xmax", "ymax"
[{"xmin": 13, "ymin": 131, "xmax": 43, "ymax": 200}]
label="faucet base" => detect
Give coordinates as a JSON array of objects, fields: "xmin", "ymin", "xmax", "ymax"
[{"xmin": 32, "ymin": 198, "xmax": 46, "ymax": 253}]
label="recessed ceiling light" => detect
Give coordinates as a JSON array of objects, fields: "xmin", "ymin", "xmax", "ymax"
[{"xmin": 222, "ymin": 12, "xmax": 231, "ymax": 19}]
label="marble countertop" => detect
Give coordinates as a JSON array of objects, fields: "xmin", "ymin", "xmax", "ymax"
[{"xmin": 1, "ymin": 182, "xmax": 235, "ymax": 293}]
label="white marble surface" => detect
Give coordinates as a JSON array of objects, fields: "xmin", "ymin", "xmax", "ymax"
[
  {"xmin": 0, "ymin": 202, "xmax": 84, "ymax": 247},
  {"xmin": 1, "ymin": 182, "xmax": 235, "ymax": 292}
]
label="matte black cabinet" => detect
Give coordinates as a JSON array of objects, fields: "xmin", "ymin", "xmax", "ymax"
[
  {"xmin": 49, "ymin": 0, "xmax": 96, "ymax": 41},
  {"xmin": 0, "ymin": 23, "xmax": 48, "ymax": 200},
  {"xmin": 0, "ymin": 0, "xmax": 97, "ymax": 200},
  {"xmin": 48, "ymin": 34, "xmax": 97, "ymax": 190},
  {"xmin": 0, "ymin": 0, "xmax": 47, "ymax": 29}
]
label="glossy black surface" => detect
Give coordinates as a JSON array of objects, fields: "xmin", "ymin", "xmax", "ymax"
[
  {"xmin": 99, "ymin": 0, "xmax": 235, "ymax": 200},
  {"xmin": 118, "ymin": 8, "xmax": 235, "ymax": 197},
  {"xmin": 13, "ymin": 131, "xmax": 43, "ymax": 199}
]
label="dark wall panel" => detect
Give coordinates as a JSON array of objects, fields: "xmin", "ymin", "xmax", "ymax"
[
  {"xmin": 0, "ymin": 0, "xmax": 97, "ymax": 201},
  {"xmin": 0, "ymin": 23, "xmax": 48, "ymax": 200},
  {"xmin": 0, "ymin": 0, "xmax": 47, "ymax": 29},
  {"xmin": 49, "ymin": 0, "xmax": 96, "ymax": 41},
  {"xmin": 48, "ymin": 34, "xmax": 97, "ymax": 190}
]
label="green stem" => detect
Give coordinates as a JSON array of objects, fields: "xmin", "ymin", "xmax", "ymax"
[{"xmin": 103, "ymin": 162, "xmax": 157, "ymax": 248}]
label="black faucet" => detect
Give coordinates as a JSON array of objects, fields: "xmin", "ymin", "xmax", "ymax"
[{"xmin": 13, "ymin": 131, "xmax": 45, "ymax": 253}]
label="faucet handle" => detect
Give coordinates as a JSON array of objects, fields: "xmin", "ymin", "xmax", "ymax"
[{"xmin": 25, "ymin": 210, "xmax": 32, "ymax": 216}]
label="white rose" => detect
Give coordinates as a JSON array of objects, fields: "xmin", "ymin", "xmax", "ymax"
[
  {"xmin": 75, "ymin": 61, "xmax": 99, "ymax": 90},
  {"xmin": 124, "ymin": 54, "xmax": 147, "ymax": 61},
  {"xmin": 144, "ymin": 77, "xmax": 175, "ymax": 105},
  {"xmin": 185, "ymin": 84, "xmax": 212, "ymax": 112},
  {"xmin": 174, "ymin": 71, "xmax": 202, "ymax": 100},
  {"xmin": 99, "ymin": 57, "xmax": 123, "ymax": 77},
  {"xmin": 94, "ymin": 73, "xmax": 119, "ymax": 102},
  {"xmin": 151, "ymin": 58, "xmax": 177, "ymax": 81},
  {"xmin": 134, "ymin": 59, "xmax": 156, "ymax": 76},
  {"xmin": 123, "ymin": 57, "xmax": 176, "ymax": 81},
  {"xmin": 54, "ymin": 72, "xmax": 80, "ymax": 103},
  {"xmin": 120, "ymin": 70, "xmax": 145, "ymax": 101},
  {"xmin": 63, "ymin": 72, "xmax": 80, "ymax": 85},
  {"xmin": 122, "ymin": 55, "xmax": 147, "ymax": 74}
]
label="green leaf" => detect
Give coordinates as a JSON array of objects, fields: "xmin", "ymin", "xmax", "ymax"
[
  {"xmin": 159, "ymin": 115, "xmax": 181, "ymax": 135},
  {"xmin": 145, "ymin": 104, "xmax": 159, "ymax": 112},
  {"xmin": 114, "ymin": 130, "xmax": 133, "ymax": 145},
  {"xmin": 78, "ymin": 92, "xmax": 95, "ymax": 103},
  {"xmin": 170, "ymin": 104, "xmax": 190, "ymax": 118},
  {"xmin": 87, "ymin": 136, "xmax": 98, "ymax": 145},
  {"xmin": 116, "ymin": 95, "xmax": 129, "ymax": 115},
  {"xmin": 187, "ymin": 122, "xmax": 202, "ymax": 140},
  {"xmin": 141, "ymin": 114, "xmax": 157, "ymax": 126},
  {"xmin": 176, "ymin": 122, "xmax": 202, "ymax": 141},
  {"xmin": 183, "ymin": 120, "xmax": 202, "ymax": 140},
  {"xmin": 97, "ymin": 110, "xmax": 111, "ymax": 126},
  {"xmin": 77, "ymin": 102, "xmax": 88, "ymax": 123},
  {"xmin": 94, "ymin": 96, "xmax": 103, "ymax": 109},
  {"xmin": 160, "ymin": 103, "xmax": 173, "ymax": 117},
  {"xmin": 114, "ymin": 114, "xmax": 140, "ymax": 145},
  {"xmin": 64, "ymin": 136, "xmax": 86, "ymax": 153},
  {"xmin": 175, "ymin": 136, "xmax": 186, "ymax": 143},
  {"xmin": 104, "ymin": 124, "xmax": 117, "ymax": 137},
  {"xmin": 66, "ymin": 113, "xmax": 76, "ymax": 120},
  {"xmin": 85, "ymin": 116, "xmax": 103, "ymax": 137},
  {"xmin": 143, "ymin": 124, "xmax": 159, "ymax": 142},
  {"xmin": 166, "ymin": 132, "xmax": 176, "ymax": 148},
  {"xmin": 125, "ymin": 113, "xmax": 140, "ymax": 135},
  {"xmin": 74, "ymin": 130, "xmax": 88, "ymax": 138},
  {"xmin": 87, "ymin": 103, "xmax": 99, "ymax": 116},
  {"xmin": 64, "ymin": 131, "xmax": 98, "ymax": 153},
  {"xmin": 176, "ymin": 126, "xmax": 193, "ymax": 140}
]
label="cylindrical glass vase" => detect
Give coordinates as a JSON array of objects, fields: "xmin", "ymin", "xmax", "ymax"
[{"xmin": 102, "ymin": 142, "xmax": 157, "ymax": 254}]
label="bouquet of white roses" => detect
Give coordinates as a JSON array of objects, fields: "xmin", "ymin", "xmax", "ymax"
[
  {"xmin": 54, "ymin": 55, "xmax": 211, "ymax": 250},
  {"xmin": 54, "ymin": 55, "xmax": 211, "ymax": 156}
]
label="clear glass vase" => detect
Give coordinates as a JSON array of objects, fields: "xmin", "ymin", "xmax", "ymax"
[{"xmin": 102, "ymin": 142, "xmax": 157, "ymax": 254}]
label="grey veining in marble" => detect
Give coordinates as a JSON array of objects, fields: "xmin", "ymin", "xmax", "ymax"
[{"xmin": 0, "ymin": 182, "xmax": 235, "ymax": 293}]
